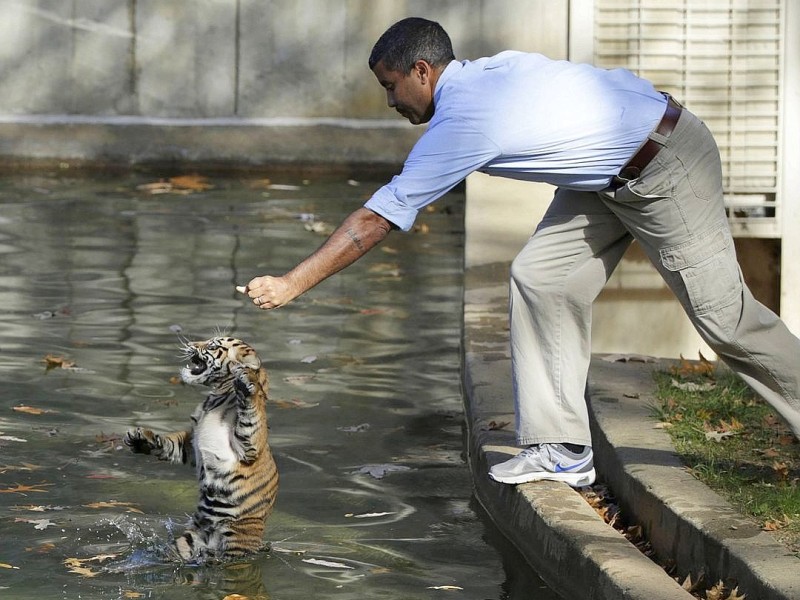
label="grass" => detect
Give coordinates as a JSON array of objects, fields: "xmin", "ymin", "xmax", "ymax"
[{"xmin": 652, "ymin": 357, "xmax": 800, "ymax": 553}]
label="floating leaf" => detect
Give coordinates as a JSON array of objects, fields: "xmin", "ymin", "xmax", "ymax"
[
  {"xmin": 42, "ymin": 354, "xmax": 76, "ymax": 371},
  {"xmin": 83, "ymin": 500, "xmax": 143, "ymax": 514},
  {"xmin": 26, "ymin": 542, "xmax": 57, "ymax": 554},
  {"xmin": 137, "ymin": 175, "xmax": 213, "ymax": 195},
  {"xmin": 0, "ymin": 435, "xmax": 27, "ymax": 443},
  {"xmin": 11, "ymin": 504, "xmax": 64, "ymax": 512},
  {"xmin": 14, "ymin": 517, "xmax": 57, "ymax": 530},
  {"xmin": 0, "ymin": 483, "xmax": 53, "ymax": 495},
  {"xmin": 64, "ymin": 553, "xmax": 119, "ymax": 578},
  {"xmin": 269, "ymin": 398, "xmax": 319, "ymax": 410},
  {"xmin": 427, "ymin": 586, "xmax": 464, "ymax": 591},
  {"xmin": 337, "ymin": 423, "xmax": 370, "ymax": 433},
  {"xmin": 12, "ymin": 405, "xmax": 49, "ymax": 416},
  {"xmin": 302, "ymin": 558, "xmax": 353, "ymax": 569},
  {"xmin": 349, "ymin": 464, "xmax": 411, "ymax": 479}
]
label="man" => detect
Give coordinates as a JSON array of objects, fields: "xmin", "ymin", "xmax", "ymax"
[{"xmin": 238, "ymin": 17, "xmax": 800, "ymax": 488}]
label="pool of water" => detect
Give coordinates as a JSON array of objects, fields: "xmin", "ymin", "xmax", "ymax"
[{"xmin": 0, "ymin": 171, "xmax": 559, "ymax": 600}]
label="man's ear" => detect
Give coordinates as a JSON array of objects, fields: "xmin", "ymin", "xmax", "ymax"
[{"xmin": 412, "ymin": 59, "xmax": 432, "ymax": 84}]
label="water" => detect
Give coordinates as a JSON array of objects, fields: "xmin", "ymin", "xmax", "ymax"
[{"xmin": 0, "ymin": 171, "xmax": 558, "ymax": 599}]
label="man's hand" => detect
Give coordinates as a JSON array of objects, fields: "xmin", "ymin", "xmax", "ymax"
[{"xmin": 236, "ymin": 276, "xmax": 297, "ymax": 310}]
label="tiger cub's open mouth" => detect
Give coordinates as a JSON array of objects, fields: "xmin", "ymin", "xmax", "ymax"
[{"xmin": 187, "ymin": 352, "xmax": 208, "ymax": 375}]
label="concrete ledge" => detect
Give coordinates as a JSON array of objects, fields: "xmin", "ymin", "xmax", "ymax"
[
  {"xmin": 462, "ymin": 260, "xmax": 800, "ymax": 600},
  {"xmin": 589, "ymin": 358, "xmax": 800, "ymax": 600},
  {"xmin": 0, "ymin": 116, "xmax": 422, "ymax": 169}
]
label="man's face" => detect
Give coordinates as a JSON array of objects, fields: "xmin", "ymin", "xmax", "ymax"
[{"xmin": 372, "ymin": 60, "xmax": 435, "ymax": 125}]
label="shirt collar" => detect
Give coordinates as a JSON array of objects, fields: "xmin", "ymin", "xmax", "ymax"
[{"xmin": 434, "ymin": 60, "xmax": 464, "ymax": 105}]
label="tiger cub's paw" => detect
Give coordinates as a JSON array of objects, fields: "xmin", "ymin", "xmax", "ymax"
[
  {"xmin": 124, "ymin": 427, "xmax": 162, "ymax": 455},
  {"xmin": 231, "ymin": 363, "xmax": 257, "ymax": 397}
]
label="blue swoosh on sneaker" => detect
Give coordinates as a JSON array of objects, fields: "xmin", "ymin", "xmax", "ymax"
[{"xmin": 554, "ymin": 456, "xmax": 592, "ymax": 473}]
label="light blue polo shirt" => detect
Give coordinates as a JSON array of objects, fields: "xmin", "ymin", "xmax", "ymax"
[{"xmin": 365, "ymin": 51, "xmax": 667, "ymax": 231}]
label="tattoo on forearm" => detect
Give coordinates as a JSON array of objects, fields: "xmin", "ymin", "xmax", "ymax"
[{"xmin": 345, "ymin": 228, "xmax": 365, "ymax": 251}]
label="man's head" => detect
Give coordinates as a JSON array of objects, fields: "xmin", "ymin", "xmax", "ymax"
[{"xmin": 369, "ymin": 18, "xmax": 455, "ymax": 125}]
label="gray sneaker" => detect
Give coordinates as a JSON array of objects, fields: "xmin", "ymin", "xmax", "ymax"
[{"xmin": 488, "ymin": 443, "xmax": 596, "ymax": 487}]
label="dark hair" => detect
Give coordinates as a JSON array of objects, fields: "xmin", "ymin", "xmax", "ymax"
[{"xmin": 368, "ymin": 17, "xmax": 455, "ymax": 72}]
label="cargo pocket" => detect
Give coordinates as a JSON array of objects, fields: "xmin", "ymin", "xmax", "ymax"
[{"xmin": 659, "ymin": 226, "xmax": 741, "ymax": 316}]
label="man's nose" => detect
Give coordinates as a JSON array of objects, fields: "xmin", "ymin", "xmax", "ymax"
[{"xmin": 386, "ymin": 91, "xmax": 396, "ymax": 107}]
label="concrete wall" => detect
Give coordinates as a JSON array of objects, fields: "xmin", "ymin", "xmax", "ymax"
[{"xmin": 0, "ymin": 0, "xmax": 570, "ymax": 168}]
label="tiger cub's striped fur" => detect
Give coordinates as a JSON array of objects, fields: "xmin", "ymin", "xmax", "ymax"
[{"xmin": 124, "ymin": 336, "xmax": 278, "ymax": 562}]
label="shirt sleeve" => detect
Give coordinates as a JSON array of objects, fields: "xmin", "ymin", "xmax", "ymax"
[{"xmin": 364, "ymin": 117, "xmax": 501, "ymax": 231}]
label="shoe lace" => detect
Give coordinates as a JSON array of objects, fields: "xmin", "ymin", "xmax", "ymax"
[{"xmin": 517, "ymin": 445, "xmax": 541, "ymax": 460}]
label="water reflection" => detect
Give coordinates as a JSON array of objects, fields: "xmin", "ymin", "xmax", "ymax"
[{"xmin": 0, "ymin": 173, "xmax": 557, "ymax": 599}]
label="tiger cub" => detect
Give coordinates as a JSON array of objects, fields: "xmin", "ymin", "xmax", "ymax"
[{"xmin": 124, "ymin": 336, "xmax": 279, "ymax": 562}]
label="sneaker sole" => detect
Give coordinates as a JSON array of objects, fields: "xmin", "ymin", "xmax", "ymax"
[{"xmin": 489, "ymin": 468, "xmax": 596, "ymax": 488}]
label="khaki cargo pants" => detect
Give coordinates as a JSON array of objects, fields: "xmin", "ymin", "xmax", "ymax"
[{"xmin": 510, "ymin": 108, "xmax": 800, "ymax": 447}]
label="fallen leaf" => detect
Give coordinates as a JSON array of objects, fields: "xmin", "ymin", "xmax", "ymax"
[
  {"xmin": 0, "ymin": 483, "xmax": 53, "ymax": 495},
  {"xmin": 727, "ymin": 587, "xmax": 747, "ymax": 600},
  {"xmin": 427, "ymin": 586, "xmax": 464, "ymax": 591},
  {"xmin": 64, "ymin": 553, "xmax": 119, "ymax": 577},
  {"xmin": 42, "ymin": 354, "xmax": 76, "ymax": 371},
  {"xmin": 14, "ymin": 517, "xmax": 57, "ymax": 530},
  {"xmin": 169, "ymin": 174, "xmax": 212, "ymax": 191},
  {"xmin": 771, "ymin": 461, "xmax": 789, "ymax": 481},
  {"xmin": 337, "ymin": 423, "xmax": 370, "ymax": 433},
  {"xmin": 0, "ymin": 435, "xmax": 28, "ymax": 443},
  {"xmin": 12, "ymin": 405, "xmax": 49, "ymax": 416},
  {"xmin": 136, "ymin": 175, "xmax": 213, "ymax": 195},
  {"xmin": 705, "ymin": 580, "xmax": 726, "ymax": 600},
  {"xmin": 26, "ymin": 542, "xmax": 56, "ymax": 554},
  {"xmin": 11, "ymin": 504, "xmax": 64, "ymax": 512},
  {"xmin": 269, "ymin": 398, "xmax": 319, "ymax": 409},
  {"xmin": 703, "ymin": 430, "xmax": 736, "ymax": 442},
  {"xmin": 0, "ymin": 562, "xmax": 20, "ymax": 569},
  {"xmin": 302, "ymin": 558, "xmax": 354, "ymax": 569},
  {"xmin": 349, "ymin": 464, "xmax": 411, "ymax": 479},
  {"xmin": 485, "ymin": 420, "xmax": 511, "ymax": 431},
  {"xmin": 671, "ymin": 378, "xmax": 716, "ymax": 392},
  {"xmin": 83, "ymin": 500, "xmax": 143, "ymax": 514}
]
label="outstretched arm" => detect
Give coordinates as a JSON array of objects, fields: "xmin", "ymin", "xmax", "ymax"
[{"xmin": 238, "ymin": 207, "xmax": 394, "ymax": 310}]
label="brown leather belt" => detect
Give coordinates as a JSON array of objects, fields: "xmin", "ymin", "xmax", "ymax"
[{"xmin": 609, "ymin": 94, "xmax": 683, "ymax": 189}]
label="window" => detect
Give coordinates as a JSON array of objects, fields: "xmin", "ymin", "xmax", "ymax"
[{"xmin": 593, "ymin": 0, "xmax": 784, "ymax": 237}]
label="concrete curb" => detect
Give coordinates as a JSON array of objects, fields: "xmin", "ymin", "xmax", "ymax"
[
  {"xmin": 589, "ymin": 357, "xmax": 800, "ymax": 600},
  {"xmin": 462, "ymin": 262, "xmax": 799, "ymax": 600}
]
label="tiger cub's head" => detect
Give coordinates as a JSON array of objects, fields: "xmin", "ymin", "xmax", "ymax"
[{"xmin": 180, "ymin": 336, "xmax": 261, "ymax": 388}]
